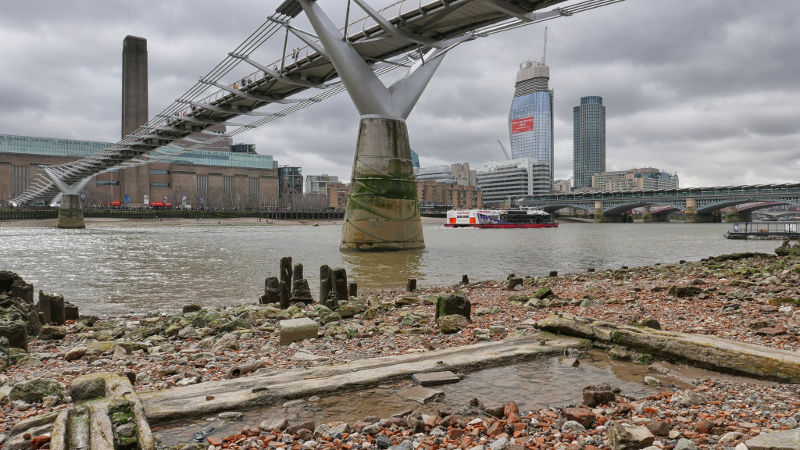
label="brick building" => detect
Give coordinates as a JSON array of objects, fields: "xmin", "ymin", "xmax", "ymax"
[{"xmin": 0, "ymin": 134, "xmax": 280, "ymax": 209}]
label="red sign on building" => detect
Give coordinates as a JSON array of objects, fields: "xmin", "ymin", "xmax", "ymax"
[{"xmin": 511, "ymin": 117, "xmax": 534, "ymax": 134}]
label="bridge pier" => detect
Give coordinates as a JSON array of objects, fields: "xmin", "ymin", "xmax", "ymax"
[
  {"xmin": 56, "ymin": 194, "xmax": 85, "ymax": 229},
  {"xmin": 42, "ymin": 167, "xmax": 89, "ymax": 229},
  {"xmin": 725, "ymin": 210, "xmax": 752, "ymax": 223},
  {"xmin": 340, "ymin": 118, "xmax": 423, "ymax": 250},
  {"xmin": 593, "ymin": 201, "xmax": 604, "ymax": 223},
  {"xmin": 642, "ymin": 206, "xmax": 669, "ymax": 223},
  {"xmin": 299, "ymin": 0, "xmax": 450, "ymax": 251}
]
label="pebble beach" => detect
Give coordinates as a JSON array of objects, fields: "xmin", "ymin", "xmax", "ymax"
[{"xmin": 2, "ymin": 245, "xmax": 800, "ymax": 449}]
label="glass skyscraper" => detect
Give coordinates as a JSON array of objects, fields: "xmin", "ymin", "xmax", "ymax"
[
  {"xmin": 508, "ymin": 60, "xmax": 554, "ymax": 190},
  {"xmin": 573, "ymin": 96, "xmax": 606, "ymax": 190}
]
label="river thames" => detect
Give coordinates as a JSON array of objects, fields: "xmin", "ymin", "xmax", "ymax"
[{"xmin": 0, "ymin": 219, "xmax": 780, "ymax": 315}]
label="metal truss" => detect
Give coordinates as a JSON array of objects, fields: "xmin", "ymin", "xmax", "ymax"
[{"xmin": 12, "ymin": 0, "xmax": 624, "ymax": 206}]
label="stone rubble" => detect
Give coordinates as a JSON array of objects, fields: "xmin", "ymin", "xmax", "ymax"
[{"xmin": 1, "ymin": 249, "xmax": 800, "ymax": 448}]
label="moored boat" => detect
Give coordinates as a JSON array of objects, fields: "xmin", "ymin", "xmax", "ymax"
[{"xmin": 445, "ymin": 208, "xmax": 558, "ymax": 228}]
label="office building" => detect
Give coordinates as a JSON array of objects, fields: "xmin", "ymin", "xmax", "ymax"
[
  {"xmin": 573, "ymin": 96, "xmax": 606, "ymax": 189},
  {"xmin": 553, "ymin": 179, "xmax": 572, "ymax": 194},
  {"xmin": 592, "ymin": 168, "xmax": 679, "ymax": 192},
  {"xmin": 415, "ymin": 162, "xmax": 476, "ymax": 186},
  {"xmin": 416, "ymin": 180, "xmax": 482, "ymax": 210},
  {"xmin": 230, "ymin": 143, "xmax": 256, "ymax": 153},
  {"xmin": 327, "ymin": 182, "xmax": 350, "ymax": 210},
  {"xmin": 476, "ymin": 158, "xmax": 550, "ymax": 206},
  {"xmin": 508, "ymin": 59, "xmax": 554, "ymax": 190},
  {"xmin": 410, "ymin": 150, "xmax": 420, "ymax": 168},
  {"xmin": 305, "ymin": 174, "xmax": 339, "ymax": 195}
]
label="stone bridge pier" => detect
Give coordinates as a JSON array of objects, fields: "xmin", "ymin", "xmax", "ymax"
[
  {"xmin": 684, "ymin": 198, "xmax": 716, "ymax": 223},
  {"xmin": 725, "ymin": 209, "xmax": 753, "ymax": 223},
  {"xmin": 642, "ymin": 206, "xmax": 669, "ymax": 223},
  {"xmin": 593, "ymin": 201, "xmax": 604, "ymax": 223}
]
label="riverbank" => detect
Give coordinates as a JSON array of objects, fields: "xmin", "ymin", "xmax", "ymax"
[
  {"xmin": 0, "ymin": 216, "xmax": 345, "ymax": 228},
  {"xmin": 1, "ymin": 246, "xmax": 799, "ymax": 448}
]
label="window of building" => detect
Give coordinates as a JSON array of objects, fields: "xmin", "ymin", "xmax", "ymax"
[
  {"xmin": 150, "ymin": 182, "xmax": 170, "ymax": 187},
  {"xmin": 150, "ymin": 169, "xmax": 170, "ymax": 175}
]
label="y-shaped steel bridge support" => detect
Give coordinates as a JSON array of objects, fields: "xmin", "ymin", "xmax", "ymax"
[
  {"xmin": 298, "ymin": 0, "xmax": 457, "ymax": 251},
  {"xmin": 42, "ymin": 167, "xmax": 92, "ymax": 228}
]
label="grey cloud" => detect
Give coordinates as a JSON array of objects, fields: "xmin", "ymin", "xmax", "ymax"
[{"xmin": 0, "ymin": 0, "xmax": 798, "ymax": 188}]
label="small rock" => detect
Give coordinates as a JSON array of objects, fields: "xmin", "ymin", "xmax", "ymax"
[
  {"xmin": 296, "ymin": 428, "xmax": 313, "ymax": 441},
  {"xmin": 644, "ymin": 376, "xmax": 661, "ymax": 386},
  {"xmin": 259, "ymin": 416, "xmax": 288, "ymax": 432},
  {"xmin": 561, "ymin": 420, "xmax": 586, "ymax": 433},
  {"xmin": 218, "ymin": 411, "xmax": 243, "ymax": 421},
  {"xmin": 563, "ymin": 407, "xmax": 595, "ymax": 429},
  {"xmin": 376, "ymin": 433, "xmax": 392, "ymax": 449},
  {"xmin": 608, "ymin": 423, "xmax": 655, "ymax": 449},
  {"xmin": 674, "ymin": 437, "xmax": 697, "ymax": 450},
  {"xmin": 582, "ymin": 383, "xmax": 618, "ymax": 407},
  {"xmin": 64, "ymin": 346, "xmax": 87, "ymax": 361},
  {"xmin": 437, "ymin": 314, "xmax": 468, "ymax": 334},
  {"xmin": 286, "ymin": 420, "xmax": 315, "ymax": 435}
]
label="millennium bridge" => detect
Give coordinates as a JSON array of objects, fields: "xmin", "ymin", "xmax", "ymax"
[
  {"xmin": 517, "ymin": 183, "xmax": 800, "ymax": 222},
  {"xmin": 10, "ymin": 0, "xmax": 621, "ymax": 251}
]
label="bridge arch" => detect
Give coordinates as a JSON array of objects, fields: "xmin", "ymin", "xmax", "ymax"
[
  {"xmin": 603, "ymin": 201, "xmax": 684, "ymax": 216},
  {"xmin": 697, "ymin": 198, "xmax": 800, "ymax": 214},
  {"xmin": 537, "ymin": 203, "xmax": 592, "ymax": 214}
]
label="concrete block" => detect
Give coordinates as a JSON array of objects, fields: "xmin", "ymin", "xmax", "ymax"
[
  {"xmin": 401, "ymin": 386, "xmax": 443, "ymax": 404},
  {"xmin": 279, "ymin": 318, "xmax": 318, "ymax": 345},
  {"xmin": 411, "ymin": 371, "xmax": 460, "ymax": 386}
]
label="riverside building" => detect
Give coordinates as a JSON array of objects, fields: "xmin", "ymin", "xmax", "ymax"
[
  {"xmin": 476, "ymin": 158, "xmax": 550, "ymax": 206},
  {"xmin": 573, "ymin": 96, "xmax": 606, "ymax": 190},
  {"xmin": 592, "ymin": 168, "xmax": 679, "ymax": 191},
  {"xmin": 0, "ymin": 134, "xmax": 279, "ymax": 208}
]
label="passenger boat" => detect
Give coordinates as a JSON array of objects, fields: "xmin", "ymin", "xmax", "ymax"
[{"xmin": 445, "ymin": 208, "xmax": 558, "ymax": 228}]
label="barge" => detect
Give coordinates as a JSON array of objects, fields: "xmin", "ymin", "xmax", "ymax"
[
  {"xmin": 725, "ymin": 221, "xmax": 800, "ymax": 240},
  {"xmin": 446, "ymin": 208, "xmax": 558, "ymax": 229}
]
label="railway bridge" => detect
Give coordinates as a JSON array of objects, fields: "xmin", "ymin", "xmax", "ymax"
[{"xmin": 517, "ymin": 184, "xmax": 800, "ymax": 223}]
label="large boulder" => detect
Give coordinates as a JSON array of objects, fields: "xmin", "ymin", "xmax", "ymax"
[
  {"xmin": 437, "ymin": 314, "xmax": 468, "ymax": 334},
  {"xmin": 435, "ymin": 294, "xmax": 471, "ymax": 322},
  {"xmin": 279, "ymin": 318, "xmax": 318, "ymax": 345},
  {"xmin": 9, "ymin": 378, "xmax": 64, "ymax": 404}
]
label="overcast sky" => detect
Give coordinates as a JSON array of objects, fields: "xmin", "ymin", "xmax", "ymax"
[{"xmin": 1, "ymin": 0, "xmax": 798, "ymax": 187}]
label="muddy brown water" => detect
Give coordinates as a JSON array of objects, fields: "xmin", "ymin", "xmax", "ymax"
[
  {"xmin": 0, "ymin": 221, "xmax": 779, "ymax": 315},
  {"xmin": 154, "ymin": 351, "xmax": 773, "ymax": 445}
]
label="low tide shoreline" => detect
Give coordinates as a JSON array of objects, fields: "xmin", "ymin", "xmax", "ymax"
[{"xmin": 1, "ymin": 245, "xmax": 799, "ymax": 448}]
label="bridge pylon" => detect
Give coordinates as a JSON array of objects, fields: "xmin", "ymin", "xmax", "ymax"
[
  {"xmin": 41, "ymin": 167, "xmax": 91, "ymax": 229},
  {"xmin": 298, "ymin": 0, "xmax": 455, "ymax": 251}
]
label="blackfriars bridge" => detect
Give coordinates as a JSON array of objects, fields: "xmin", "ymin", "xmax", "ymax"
[{"xmin": 517, "ymin": 183, "xmax": 800, "ymax": 222}]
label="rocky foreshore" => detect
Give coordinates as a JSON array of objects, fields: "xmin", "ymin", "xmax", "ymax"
[{"xmin": 1, "ymin": 242, "xmax": 800, "ymax": 449}]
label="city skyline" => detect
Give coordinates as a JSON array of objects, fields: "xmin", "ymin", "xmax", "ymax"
[{"xmin": 0, "ymin": 0, "xmax": 798, "ymax": 188}]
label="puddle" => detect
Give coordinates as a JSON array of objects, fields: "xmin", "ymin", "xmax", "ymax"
[{"xmin": 153, "ymin": 350, "xmax": 770, "ymax": 445}]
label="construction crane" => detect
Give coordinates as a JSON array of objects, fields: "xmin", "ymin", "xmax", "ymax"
[
  {"xmin": 541, "ymin": 26, "xmax": 548, "ymax": 64},
  {"xmin": 497, "ymin": 139, "xmax": 512, "ymax": 160}
]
